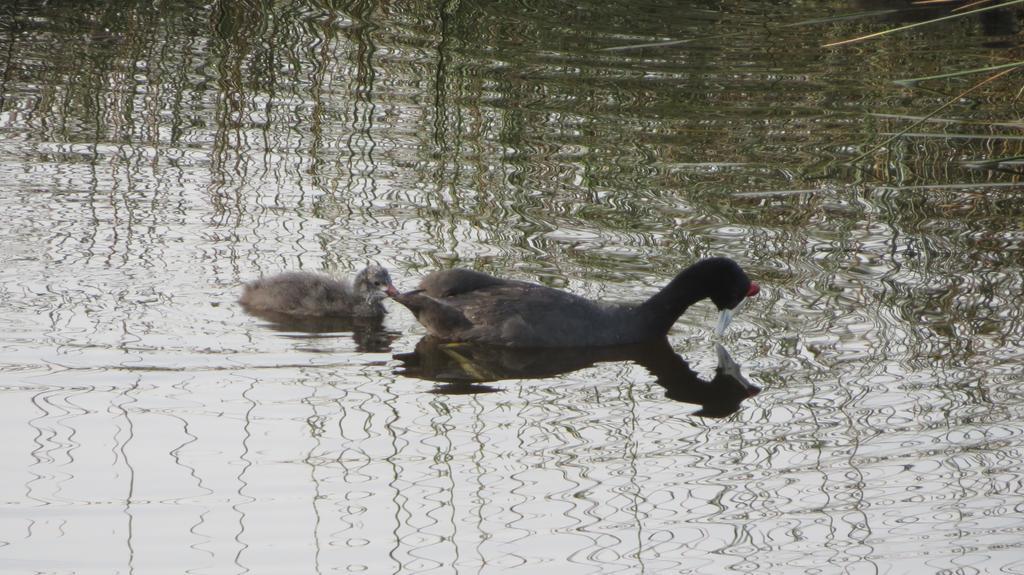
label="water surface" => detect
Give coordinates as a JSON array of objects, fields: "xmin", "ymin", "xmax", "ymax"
[{"xmin": 1, "ymin": 1, "xmax": 1023, "ymax": 573}]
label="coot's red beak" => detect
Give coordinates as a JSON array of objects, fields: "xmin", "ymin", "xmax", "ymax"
[
  {"xmin": 386, "ymin": 284, "xmax": 400, "ymax": 297},
  {"xmin": 747, "ymin": 282, "xmax": 760, "ymax": 298}
]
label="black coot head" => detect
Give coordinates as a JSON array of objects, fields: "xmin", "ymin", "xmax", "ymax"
[{"xmin": 704, "ymin": 258, "xmax": 760, "ymax": 311}]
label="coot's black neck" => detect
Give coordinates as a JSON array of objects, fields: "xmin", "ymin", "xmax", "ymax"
[{"xmin": 633, "ymin": 259, "xmax": 731, "ymax": 337}]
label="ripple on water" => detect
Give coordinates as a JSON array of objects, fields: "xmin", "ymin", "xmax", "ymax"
[{"xmin": 2, "ymin": 1, "xmax": 1024, "ymax": 574}]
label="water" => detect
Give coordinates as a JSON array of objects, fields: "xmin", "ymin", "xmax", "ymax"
[{"xmin": 2, "ymin": 1, "xmax": 1023, "ymax": 573}]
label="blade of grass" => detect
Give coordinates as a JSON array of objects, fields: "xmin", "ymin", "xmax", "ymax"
[
  {"xmin": 601, "ymin": 30, "xmax": 744, "ymax": 52},
  {"xmin": 895, "ymin": 60, "xmax": 1024, "ymax": 84},
  {"xmin": 654, "ymin": 162, "xmax": 751, "ymax": 168},
  {"xmin": 880, "ymin": 131, "xmax": 1024, "ymax": 140},
  {"xmin": 784, "ymin": 9, "xmax": 907, "ymax": 26},
  {"xmin": 869, "ymin": 112, "xmax": 1024, "ymax": 128},
  {"xmin": 732, "ymin": 189, "xmax": 819, "ymax": 198},
  {"xmin": 602, "ymin": 9, "xmax": 902, "ymax": 52},
  {"xmin": 953, "ymin": 0, "xmax": 999, "ymax": 12},
  {"xmin": 823, "ymin": 0, "xmax": 1024, "ymax": 47},
  {"xmin": 962, "ymin": 155, "xmax": 1024, "ymax": 168},
  {"xmin": 878, "ymin": 182, "xmax": 1024, "ymax": 191},
  {"xmin": 848, "ymin": 65, "xmax": 1020, "ymax": 164}
]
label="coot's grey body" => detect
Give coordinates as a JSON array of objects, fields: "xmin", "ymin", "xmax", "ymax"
[
  {"xmin": 240, "ymin": 265, "xmax": 397, "ymax": 317},
  {"xmin": 393, "ymin": 258, "xmax": 758, "ymax": 348}
]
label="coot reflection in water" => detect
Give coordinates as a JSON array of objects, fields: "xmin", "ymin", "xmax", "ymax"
[
  {"xmin": 242, "ymin": 308, "xmax": 401, "ymax": 353},
  {"xmin": 394, "ymin": 337, "xmax": 760, "ymax": 417}
]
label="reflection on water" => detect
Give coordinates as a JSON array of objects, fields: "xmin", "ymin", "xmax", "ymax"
[
  {"xmin": 1, "ymin": 0, "xmax": 1024, "ymax": 573},
  {"xmin": 397, "ymin": 337, "xmax": 760, "ymax": 417},
  {"xmin": 241, "ymin": 306, "xmax": 401, "ymax": 353}
]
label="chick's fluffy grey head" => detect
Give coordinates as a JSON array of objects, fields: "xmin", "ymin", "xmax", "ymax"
[{"xmin": 354, "ymin": 264, "xmax": 398, "ymax": 302}]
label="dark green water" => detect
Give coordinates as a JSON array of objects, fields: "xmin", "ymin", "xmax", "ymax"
[{"xmin": 1, "ymin": 1, "xmax": 1022, "ymax": 573}]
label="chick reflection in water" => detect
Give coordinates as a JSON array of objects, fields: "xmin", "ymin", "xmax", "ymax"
[
  {"xmin": 394, "ymin": 337, "xmax": 760, "ymax": 417},
  {"xmin": 242, "ymin": 310, "xmax": 400, "ymax": 353}
]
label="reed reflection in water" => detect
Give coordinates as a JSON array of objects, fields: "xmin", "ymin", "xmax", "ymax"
[{"xmin": 1, "ymin": 0, "xmax": 1023, "ymax": 573}]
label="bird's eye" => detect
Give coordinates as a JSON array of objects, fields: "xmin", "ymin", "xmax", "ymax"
[{"xmin": 374, "ymin": 281, "xmax": 382, "ymax": 286}]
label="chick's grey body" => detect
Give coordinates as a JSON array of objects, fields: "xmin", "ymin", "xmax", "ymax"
[{"xmin": 240, "ymin": 265, "xmax": 396, "ymax": 317}]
